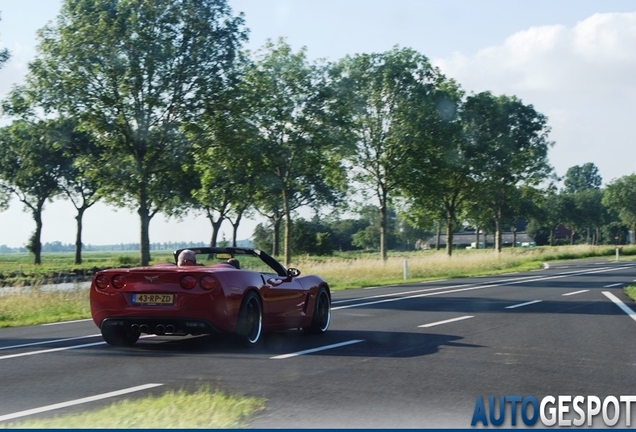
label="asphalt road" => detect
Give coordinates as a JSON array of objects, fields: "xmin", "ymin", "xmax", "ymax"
[{"xmin": 1, "ymin": 258, "xmax": 636, "ymax": 428}]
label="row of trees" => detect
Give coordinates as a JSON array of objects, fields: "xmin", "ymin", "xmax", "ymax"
[
  {"xmin": 0, "ymin": 1, "xmax": 634, "ymax": 267},
  {"xmin": 253, "ymin": 163, "xmax": 636, "ymax": 257},
  {"xmin": 525, "ymin": 164, "xmax": 636, "ymax": 247}
]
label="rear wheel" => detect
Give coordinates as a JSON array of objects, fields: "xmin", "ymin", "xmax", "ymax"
[
  {"xmin": 304, "ymin": 287, "xmax": 331, "ymax": 334},
  {"xmin": 236, "ymin": 292, "xmax": 263, "ymax": 346},
  {"xmin": 101, "ymin": 322, "xmax": 140, "ymax": 347}
]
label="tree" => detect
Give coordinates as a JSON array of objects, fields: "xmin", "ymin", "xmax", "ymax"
[
  {"xmin": 572, "ymin": 188, "xmax": 605, "ymax": 244},
  {"xmin": 563, "ymin": 162, "xmax": 602, "ymax": 193},
  {"xmin": 350, "ymin": 205, "xmax": 399, "ymax": 251},
  {"xmin": 322, "ymin": 216, "xmax": 368, "ymax": 252},
  {"xmin": 560, "ymin": 163, "xmax": 604, "ymax": 245},
  {"xmin": 603, "ymin": 174, "xmax": 636, "ymax": 244},
  {"xmin": 252, "ymin": 222, "xmax": 273, "ymax": 254},
  {"xmin": 462, "ymin": 92, "xmax": 554, "ymax": 253},
  {"xmin": 339, "ymin": 47, "xmax": 445, "ymax": 260},
  {"xmin": 244, "ymin": 39, "xmax": 351, "ymax": 265},
  {"xmin": 10, "ymin": 0, "xmax": 247, "ymax": 265},
  {"xmin": 289, "ymin": 218, "xmax": 333, "ymax": 256},
  {"xmin": 0, "ymin": 121, "xmax": 65, "ymax": 264},
  {"xmin": 186, "ymin": 56, "xmax": 259, "ymax": 248},
  {"xmin": 396, "ymin": 76, "xmax": 466, "ymax": 257},
  {"xmin": 51, "ymin": 119, "xmax": 104, "ymax": 264}
]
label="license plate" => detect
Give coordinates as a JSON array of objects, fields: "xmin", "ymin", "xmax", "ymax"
[{"xmin": 132, "ymin": 293, "xmax": 174, "ymax": 305}]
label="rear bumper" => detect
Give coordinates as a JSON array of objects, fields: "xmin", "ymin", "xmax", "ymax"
[{"xmin": 100, "ymin": 317, "xmax": 223, "ymax": 336}]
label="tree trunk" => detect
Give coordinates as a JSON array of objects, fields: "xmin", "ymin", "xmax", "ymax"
[
  {"xmin": 283, "ymin": 215, "xmax": 292, "ymax": 266},
  {"xmin": 380, "ymin": 203, "xmax": 387, "ymax": 261},
  {"xmin": 550, "ymin": 225, "xmax": 556, "ymax": 246},
  {"xmin": 272, "ymin": 215, "xmax": 282, "ymax": 256},
  {"xmin": 138, "ymin": 206, "xmax": 151, "ymax": 266},
  {"xmin": 445, "ymin": 219, "xmax": 454, "ymax": 257},
  {"xmin": 74, "ymin": 207, "xmax": 86, "ymax": 264},
  {"xmin": 207, "ymin": 210, "xmax": 223, "ymax": 247},
  {"xmin": 230, "ymin": 211, "xmax": 243, "ymax": 247},
  {"xmin": 475, "ymin": 226, "xmax": 481, "ymax": 250},
  {"xmin": 282, "ymin": 190, "xmax": 292, "ymax": 267},
  {"xmin": 33, "ymin": 211, "xmax": 43, "ymax": 265},
  {"xmin": 435, "ymin": 221, "xmax": 441, "ymax": 251},
  {"xmin": 494, "ymin": 218, "xmax": 502, "ymax": 254}
]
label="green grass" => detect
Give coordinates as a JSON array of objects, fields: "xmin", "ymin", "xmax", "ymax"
[
  {"xmin": 1, "ymin": 385, "xmax": 265, "ymax": 429},
  {"xmin": 0, "ymin": 287, "xmax": 90, "ymax": 328},
  {"xmin": 624, "ymin": 285, "xmax": 636, "ymax": 302}
]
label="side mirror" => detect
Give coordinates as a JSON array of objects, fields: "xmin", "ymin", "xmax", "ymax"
[{"xmin": 287, "ymin": 267, "xmax": 301, "ymax": 277}]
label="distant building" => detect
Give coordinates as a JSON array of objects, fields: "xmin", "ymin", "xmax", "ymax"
[{"xmin": 553, "ymin": 224, "xmax": 572, "ymax": 240}]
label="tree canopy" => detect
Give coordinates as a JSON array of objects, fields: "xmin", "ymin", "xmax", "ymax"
[{"xmin": 8, "ymin": 0, "xmax": 247, "ymax": 265}]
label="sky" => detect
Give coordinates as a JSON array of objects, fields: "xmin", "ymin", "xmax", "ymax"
[{"xmin": 0, "ymin": 0, "xmax": 635, "ymax": 249}]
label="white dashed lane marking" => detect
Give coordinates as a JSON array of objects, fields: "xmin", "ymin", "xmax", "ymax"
[
  {"xmin": 271, "ymin": 339, "xmax": 364, "ymax": 359},
  {"xmin": 505, "ymin": 300, "xmax": 542, "ymax": 309},
  {"xmin": 562, "ymin": 290, "xmax": 589, "ymax": 296},
  {"xmin": 418, "ymin": 315, "xmax": 474, "ymax": 328}
]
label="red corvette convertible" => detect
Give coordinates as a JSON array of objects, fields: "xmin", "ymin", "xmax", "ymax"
[{"xmin": 89, "ymin": 247, "xmax": 331, "ymax": 347}]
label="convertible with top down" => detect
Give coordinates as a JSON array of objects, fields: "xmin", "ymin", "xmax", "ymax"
[{"xmin": 89, "ymin": 247, "xmax": 331, "ymax": 347}]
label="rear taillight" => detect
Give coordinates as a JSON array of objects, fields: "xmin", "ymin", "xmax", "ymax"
[
  {"xmin": 200, "ymin": 275, "xmax": 217, "ymax": 290},
  {"xmin": 112, "ymin": 275, "xmax": 126, "ymax": 289},
  {"xmin": 95, "ymin": 274, "xmax": 109, "ymax": 289},
  {"xmin": 180, "ymin": 275, "xmax": 197, "ymax": 290}
]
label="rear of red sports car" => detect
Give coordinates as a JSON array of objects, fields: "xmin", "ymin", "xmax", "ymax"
[
  {"xmin": 90, "ymin": 263, "xmax": 254, "ymax": 346},
  {"xmin": 90, "ymin": 247, "xmax": 332, "ymax": 347}
]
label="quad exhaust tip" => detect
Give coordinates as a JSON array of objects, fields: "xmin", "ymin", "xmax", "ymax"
[{"xmin": 130, "ymin": 323, "xmax": 177, "ymax": 335}]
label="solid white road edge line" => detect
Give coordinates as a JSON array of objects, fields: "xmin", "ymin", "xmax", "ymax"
[
  {"xmin": 505, "ymin": 300, "xmax": 542, "ymax": 309},
  {"xmin": 0, "ymin": 334, "xmax": 103, "ymax": 351},
  {"xmin": 0, "ymin": 383, "xmax": 164, "ymax": 423},
  {"xmin": 603, "ymin": 283, "xmax": 623, "ymax": 288},
  {"xmin": 271, "ymin": 339, "xmax": 364, "ymax": 359},
  {"xmin": 333, "ymin": 274, "xmax": 549, "ymax": 306},
  {"xmin": 42, "ymin": 318, "xmax": 93, "ymax": 326},
  {"xmin": 418, "ymin": 315, "xmax": 474, "ymax": 328},
  {"xmin": 562, "ymin": 290, "xmax": 590, "ymax": 296},
  {"xmin": 0, "ymin": 335, "xmax": 156, "ymax": 360},
  {"xmin": 0, "ymin": 341, "xmax": 106, "ymax": 360},
  {"xmin": 602, "ymin": 291, "xmax": 636, "ymax": 323}
]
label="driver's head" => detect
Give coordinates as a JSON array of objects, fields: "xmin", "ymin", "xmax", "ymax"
[{"xmin": 177, "ymin": 249, "xmax": 196, "ymax": 266}]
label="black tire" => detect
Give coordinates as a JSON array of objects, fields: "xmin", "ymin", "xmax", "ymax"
[
  {"xmin": 101, "ymin": 323, "xmax": 140, "ymax": 347},
  {"xmin": 236, "ymin": 291, "xmax": 263, "ymax": 346},
  {"xmin": 304, "ymin": 287, "xmax": 331, "ymax": 334}
]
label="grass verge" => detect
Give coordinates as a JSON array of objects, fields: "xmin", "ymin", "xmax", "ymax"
[
  {"xmin": 624, "ymin": 285, "xmax": 636, "ymax": 302},
  {"xmin": 0, "ymin": 287, "xmax": 90, "ymax": 328},
  {"xmin": 1, "ymin": 385, "xmax": 265, "ymax": 429}
]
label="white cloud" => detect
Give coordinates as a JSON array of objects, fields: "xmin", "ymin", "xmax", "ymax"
[{"xmin": 433, "ymin": 12, "xmax": 636, "ymax": 184}]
